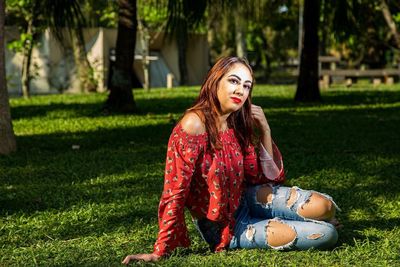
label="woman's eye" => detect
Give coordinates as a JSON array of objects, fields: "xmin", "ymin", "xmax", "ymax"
[
  {"xmin": 244, "ymin": 84, "xmax": 251, "ymax": 90},
  {"xmin": 229, "ymin": 78, "xmax": 239, "ymax": 84}
]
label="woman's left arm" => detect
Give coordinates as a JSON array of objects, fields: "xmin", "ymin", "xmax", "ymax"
[
  {"xmin": 251, "ymin": 104, "xmax": 273, "ymax": 155},
  {"xmin": 244, "ymin": 104, "xmax": 285, "ymax": 184}
]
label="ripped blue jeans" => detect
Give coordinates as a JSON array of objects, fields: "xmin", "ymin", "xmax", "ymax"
[{"xmin": 195, "ymin": 185, "xmax": 339, "ymax": 251}]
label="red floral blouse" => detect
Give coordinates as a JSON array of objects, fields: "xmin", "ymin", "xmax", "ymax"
[{"xmin": 153, "ymin": 123, "xmax": 285, "ymax": 256}]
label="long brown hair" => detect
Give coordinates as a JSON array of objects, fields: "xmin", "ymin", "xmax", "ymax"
[{"xmin": 186, "ymin": 56, "xmax": 254, "ymax": 152}]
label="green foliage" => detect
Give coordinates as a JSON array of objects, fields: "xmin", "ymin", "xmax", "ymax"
[
  {"xmin": 79, "ymin": 0, "xmax": 118, "ymax": 28},
  {"xmin": 6, "ymin": 0, "xmax": 34, "ymax": 22},
  {"xmin": 1, "ymin": 85, "xmax": 400, "ymax": 265},
  {"xmin": 98, "ymin": 4, "xmax": 118, "ymax": 28},
  {"xmin": 394, "ymin": 13, "xmax": 400, "ymax": 24},
  {"xmin": 244, "ymin": 2, "xmax": 299, "ymax": 76},
  {"xmin": 139, "ymin": 0, "xmax": 168, "ymax": 31},
  {"xmin": 6, "ymin": 32, "xmax": 31, "ymax": 53}
]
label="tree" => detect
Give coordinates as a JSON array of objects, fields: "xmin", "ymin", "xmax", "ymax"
[
  {"xmin": 104, "ymin": 0, "xmax": 137, "ymax": 113},
  {"xmin": 6, "ymin": 0, "xmax": 40, "ymax": 98},
  {"xmin": 295, "ymin": 0, "xmax": 321, "ymax": 102},
  {"xmin": 0, "ymin": 0, "xmax": 17, "ymax": 154}
]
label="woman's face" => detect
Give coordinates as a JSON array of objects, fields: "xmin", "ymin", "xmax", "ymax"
[{"xmin": 217, "ymin": 63, "xmax": 253, "ymax": 115}]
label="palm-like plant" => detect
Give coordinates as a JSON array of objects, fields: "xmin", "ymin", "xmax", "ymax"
[
  {"xmin": 163, "ymin": 0, "xmax": 207, "ymax": 85},
  {"xmin": 46, "ymin": 0, "xmax": 98, "ymax": 93}
]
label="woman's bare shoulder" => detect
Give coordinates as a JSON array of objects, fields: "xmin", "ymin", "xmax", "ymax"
[{"xmin": 180, "ymin": 112, "xmax": 206, "ymax": 135}]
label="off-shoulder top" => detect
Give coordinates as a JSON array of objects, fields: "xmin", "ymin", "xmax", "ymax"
[{"xmin": 153, "ymin": 123, "xmax": 285, "ymax": 256}]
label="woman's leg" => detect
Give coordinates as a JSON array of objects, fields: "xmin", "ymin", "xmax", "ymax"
[
  {"xmin": 246, "ymin": 184, "xmax": 340, "ymax": 222},
  {"xmin": 230, "ymin": 216, "xmax": 338, "ymax": 250}
]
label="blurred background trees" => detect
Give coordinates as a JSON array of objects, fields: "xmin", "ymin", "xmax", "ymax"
[
  {"xmin": 2, "ymin": 0, "xmax": 400, "ymax": 105},
  {"xmin": 2, "ymin": 0, "xmax": 400, "ymax": 153}
]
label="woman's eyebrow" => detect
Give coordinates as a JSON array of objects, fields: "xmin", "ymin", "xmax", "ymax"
[{"xmin": 228, "ymin": 74, "xmax": 252, "ymax": 84}]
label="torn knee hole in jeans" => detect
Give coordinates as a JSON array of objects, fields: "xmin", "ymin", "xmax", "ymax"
[
  {"xmin": 245, "ymin": 225, "xmax": 256, "ymax": 242},
  {"xmin": 256, "ymin": 185, "xmax": 273, "ymax": 205},
  {"xmin": 307, "ymin": 233, "xmax": 324, "ymax": 240},
  {"xmin": 265, "ymin": 220, "xmax": 297, "ymax": 249}
]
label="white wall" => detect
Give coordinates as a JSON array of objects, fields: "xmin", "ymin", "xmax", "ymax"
[{"xmin": 4, "ymin": 27, "xmax": 209, "ymax": 95}]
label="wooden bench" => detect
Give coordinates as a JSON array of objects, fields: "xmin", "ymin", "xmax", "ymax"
[
  {"xmin": 320, "ymin": 68, "xmax": 400, "ymax": 88},
  {"xmin": 318, "ymin": 56, "xmax": 399, "ymax": 87},
  {"xmin": 290, "ymin": 56, "xmax": 400, "ymax": 87}
]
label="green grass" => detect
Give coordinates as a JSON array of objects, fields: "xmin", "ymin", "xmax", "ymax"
[{"xmin": 1, "ymin": 84, "xmax": 400, "ymax": 266}]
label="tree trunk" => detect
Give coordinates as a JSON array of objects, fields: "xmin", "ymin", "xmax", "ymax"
[
  {"xmin": 71, "ymin": 31, "xmax": 97, "ymax": 92},
  {"xmin": 207, "ymin": 21, "xmax": 215, "ymax": 65},
  {"xmin": 0, "ymin": 0, "xmax": 17, "ymax": 154},
  {"xmin": 295, "ymin": 0, "xmax": 321, "ymax": 102},
  {"xmin": 104, "ymin": 0, "xmax": 137, "ymax": 113},
  {"xmin": 176, "ymin": 19, "xmax": 188, "ymax": 86},
  {"xmin": 235, "ymin": 16, "xmax": 247, "ymax": 58},
  {"xmin": 221, "ymin": 12, "xmax": 234, "ymax": 56},
  {"xmin": 21, "ymin": 20, "xmax": 34, "ymax": 98},
  {"xmin": 380, "ymin": 0, "xmax": 400, "ymax": 49}
]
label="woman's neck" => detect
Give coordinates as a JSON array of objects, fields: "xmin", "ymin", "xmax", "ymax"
[{"xmin": 218, "ymin": 113, "xmax": 230, "ymax": 131}]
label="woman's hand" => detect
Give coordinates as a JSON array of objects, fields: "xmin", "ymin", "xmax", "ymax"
[
  {"xmin": 122, "ymin": 253, "xmax": 161, "ymax": 265},
  {"xmin": 251, "ymin": 104, "xmax": 270, "ymax": 134},
  {"xmin": 251, "ymin": 104, "xmax": 273, "ymax": 156}
]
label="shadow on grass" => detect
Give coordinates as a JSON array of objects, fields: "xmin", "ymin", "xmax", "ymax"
[
  {"xmin": 10, "ymin": 96, "xmax": 196, "ymax": 119},
  {"xmin": 322, "ymin": 90, "xmax": 400, "ymax": 106},
  {"xmin": 0, "ymin": 123, "xmax": 176, "ymax": 215},
  {"xmin": 10, "ymin": 89, "xmax": 400, "ymax": 120},
  {"xmin": 11, "ymin": 103, "xmax": 105, "ymax": 120},
  {"xmin": 252, "ymin": 89, "xmax": 400, "ymax": 110}
]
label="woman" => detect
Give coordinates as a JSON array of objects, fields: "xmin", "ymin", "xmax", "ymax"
[{"xmin": 123, "ymin": 57, "xmax": 340, "ymax": 264}]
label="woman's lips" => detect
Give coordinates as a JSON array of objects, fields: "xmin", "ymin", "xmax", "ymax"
[{"xmin": 231, "ymin": 97, "xmax": 242, "ymax": 103}]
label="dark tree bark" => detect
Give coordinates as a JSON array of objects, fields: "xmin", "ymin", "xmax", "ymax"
[
  {"xmin": 104, "ymin": 0, "xmax": 137, "ymax": 113},
  {"xmin": 176, "ymin": 18, "xmax": 188, "ymax": 86},
  {"xmin": 0, "ymin": 0, "xmax": 17, "ymax": 154},
  {"xmin": 295, "ymin": 0, "xmax": 321, "ymax": 102},
  {"xmin": 21, "ymin": 20, "xmax": 34, "ymax": 98}
]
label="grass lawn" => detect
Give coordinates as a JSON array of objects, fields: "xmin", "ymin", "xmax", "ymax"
[{"xmin": 1, "ymin": 84, "xmax": 400, "ymax": 266}]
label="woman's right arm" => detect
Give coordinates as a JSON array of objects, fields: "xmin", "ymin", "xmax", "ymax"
[{"xmin": 122, "ymin": 113, "xmax": 205, "ymax": 264}]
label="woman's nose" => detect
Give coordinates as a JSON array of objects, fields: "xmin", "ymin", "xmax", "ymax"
[{"xmin": 234, "ymin": 85, "xmax": 244, "ymax": 96}]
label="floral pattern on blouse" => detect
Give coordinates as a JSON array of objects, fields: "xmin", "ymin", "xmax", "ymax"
[{"xmin": 153, "ymin": 123, "xmax": 285, "ymax": 256}]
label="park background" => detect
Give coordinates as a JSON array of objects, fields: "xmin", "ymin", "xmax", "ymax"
[{"xmin": 0, "ymin": 0, "xmax": 399, "ymax": 266}]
